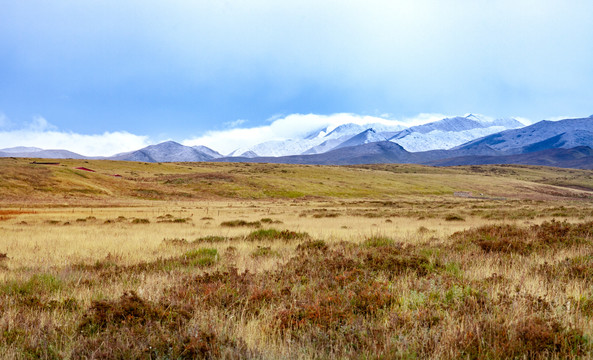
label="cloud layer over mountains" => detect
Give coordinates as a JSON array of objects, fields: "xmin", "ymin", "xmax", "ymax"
[{"xmin": 0, "ymin": 113, "xmax": 454, "ymax": 156}]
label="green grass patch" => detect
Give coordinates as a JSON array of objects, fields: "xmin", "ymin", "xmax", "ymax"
[
  {"xmin": 362, "ymin": 236, "xmax": 396, "ymax": 247},
  {"xmin": 0, "ymin": 274, "xmax": 62, "ymax": 296},
  {"xmin": 184, "ymin": 248, "xmax": 219, "ymax": 267}
]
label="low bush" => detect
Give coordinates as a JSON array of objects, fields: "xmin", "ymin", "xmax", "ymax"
[
  {"xmin": 220, "ymin": 219, "xmax": 261, "ymax": 228},
  {"xmin": 131, "ymin": 218, "xmax": 150, "ymax": 224},
  {"xmin": 246, "ymin": 228, "xmax": 310, "ymax": 242},
  {"xmin": 445, "ymin": 214, "xmax": 465, "ymax": 221}
]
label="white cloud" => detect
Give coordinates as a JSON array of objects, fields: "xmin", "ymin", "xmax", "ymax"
[
  {"xmin": 0, "ymin": 118, "xmax": 151, "ymax": 156},
  {"xmin": 182, "ymin": 113, "xmax": 449, "ymax": 154},
  {"xmin": 28, "ymin": 116, "xmax": 57, "ymax": 131},
  {"xmin": 400, "ymin": 113, "xmax": 450, "ymax": 127},
  {"xmin": 223, "ymin": 119, "xmax": 248, "ymax": 128},
  {"xmin": 0, "ymin": 113, "xmax": 8, "ymax": 128}
]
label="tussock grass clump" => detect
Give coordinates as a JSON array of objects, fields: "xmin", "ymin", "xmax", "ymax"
[
  {"xmin": 193, "ymin": 235, "xmax": 228, "ymax": 244},
  {"xmin": 445, "ymin": 214, "xmax": 465, "ymax": 221},
  {"xmin": 312, "ymin": 212, "xmax": 341, "ymax": 218},
  {"xmin": 260, "ymin": 217, "xmax": 283, "ymax": 224},
  {"xmin": 129, "ymin": 248, "xmax": 219, "ymax": 272},
  {"xmin": 417, "ymin": 226, "xmax": 431, "ymax": 233},
  {"xmin": 220, "ymin": 219, "xmax": 261, "ymax": 228},
  {"xmin": 131, "ymin": 218, "xmax": 150, "ymax": 224},
  {"xmin": 250, "ymin": 246, "xmax": 279, "ymax": 258},
  {"xmin": 245, "ymin": 228, "xmax": 310, "ymax": 242},
  {"xmin": 162, "ymin": 238, "xmax": 188, "ymax": 246},
  {"xmin": 157, "ymin": 215, "xmax": 190, "ymax": 223},
  {"xmin": 362, "ymin": 235, "xmax": 397, "ymax": 247}
]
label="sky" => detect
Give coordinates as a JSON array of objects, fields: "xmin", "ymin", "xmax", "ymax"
[{"xmin": 1, "ymin": 0, "xmax": 592, "ymax": 155}]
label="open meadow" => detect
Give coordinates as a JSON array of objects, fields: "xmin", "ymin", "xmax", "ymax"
[{"xmin": 1, "ymin": 158, "xmax": 593, "ymax": 359}]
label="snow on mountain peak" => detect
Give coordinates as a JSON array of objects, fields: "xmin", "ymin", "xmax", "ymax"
[
  {"xmin": 210, "ymin": 113, "xmax": 528, "ymax": 157},
  {"xmin": 388, "ymin": 116, "xmax": 524, "ymax": 152}
]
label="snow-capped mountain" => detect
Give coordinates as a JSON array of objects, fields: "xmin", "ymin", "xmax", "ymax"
[
  {"xmin": 332, "ymin": 129, "xmax": 389, "ymax": 150},
  {"xmin": 454, "ymin": 116, "xmax": 593, "ymax": 154},
  {"xmin": 0, "ymin": 146, "xmax": 44, "ymax": 153},
  {"xmin": 388, "ymin": 115, "xmax": 524, "ymax": 152},
  {"xmin": 228, "ymin": 138, "xmax": 325, "ymax": 158},
  {"xmin": 0, "ymin": 147, "xmax": 88, "ymax": 159},
  {"xmin": 191, "ymin": 145, "xmax": 223, "ymax": 159},
  {"xmin": 109, "ymin": 141, "xmax": 221, "ymax": 162},
  {"xmin": 228, "ymin": 122, "xmax": 405, "ymax": 157},
  {"xmin": 4, "ymin": 114, "xmax": 591, "ymax": 169},
  {"xmin": 225, "ymin": 114, "xmax": 522, "ymax": 157}
]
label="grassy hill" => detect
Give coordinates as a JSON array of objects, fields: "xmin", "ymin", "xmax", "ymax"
[{"xmin": 1, "ymin": 158, "xmax": 592, "ymax": 205}]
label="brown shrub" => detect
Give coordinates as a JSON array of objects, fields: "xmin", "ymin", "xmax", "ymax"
[
  {"xmin": 78, "ymin": 291, "xmax": 187, "ymax": 334},
  {"xmin": 451, "ymin": 224, "xmax": 532, "ymax": 254},
  {"xmin": 532, "ymin": 220, "xmax": 593, "ymax": 247},
  {"xmin": 73, "ymin": 291, "xmax": 254, "ymax": 359},
  {"xmin": 296, "ymin": 240, "xmax": 328, "ymax": 253}
]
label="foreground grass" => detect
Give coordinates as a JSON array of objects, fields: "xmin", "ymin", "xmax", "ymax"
[
  {"xmin": 0, "ymin": 205, "xmax": 593, "ymax": 358},
  {"xmin": 1, "ymin": 160, "xmax": 593, "ymax": 358}
]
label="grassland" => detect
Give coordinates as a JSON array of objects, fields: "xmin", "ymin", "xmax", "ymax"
[{"xmin": 1, "ymin": 158, "xmax": 593, "ymax": 359}]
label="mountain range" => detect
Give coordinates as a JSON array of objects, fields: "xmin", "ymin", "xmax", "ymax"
[{"xmin": 1, "ymin": 115, "xmax": 592, "ymax": 169}]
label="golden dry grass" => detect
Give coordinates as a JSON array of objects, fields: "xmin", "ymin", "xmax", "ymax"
[{"xmin": 0, "ymin": 159, "xmax": 593, "ymax": 358}]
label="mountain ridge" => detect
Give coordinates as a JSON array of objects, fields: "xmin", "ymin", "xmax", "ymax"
[{"xmin": 1, "ymin": 115, "xmax": 592, "ymax": 169}]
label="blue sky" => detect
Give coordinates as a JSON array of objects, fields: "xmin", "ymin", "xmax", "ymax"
[{"xmin": 1, "ymin": 0, "xmax": 592, "ymax": 155}]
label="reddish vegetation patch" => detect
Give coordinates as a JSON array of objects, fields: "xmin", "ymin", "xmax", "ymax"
[
  {"xmin": 450, "ymin": 220, "xmax": 593, "ymax": 254},
  {"xmin": 0, "ymin": 209, "xmax": 36, "ymax": 221},
  {"xmin": 74, "ymin": 291, "xmax": 254, "ymax": 359},
  {"xmin": 0, "ymin": 210, "xmax": 36, "ymax": 215},
  {"xmin": 75, "ymin": 167, "xmax": 95, "ymax": 172}
]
